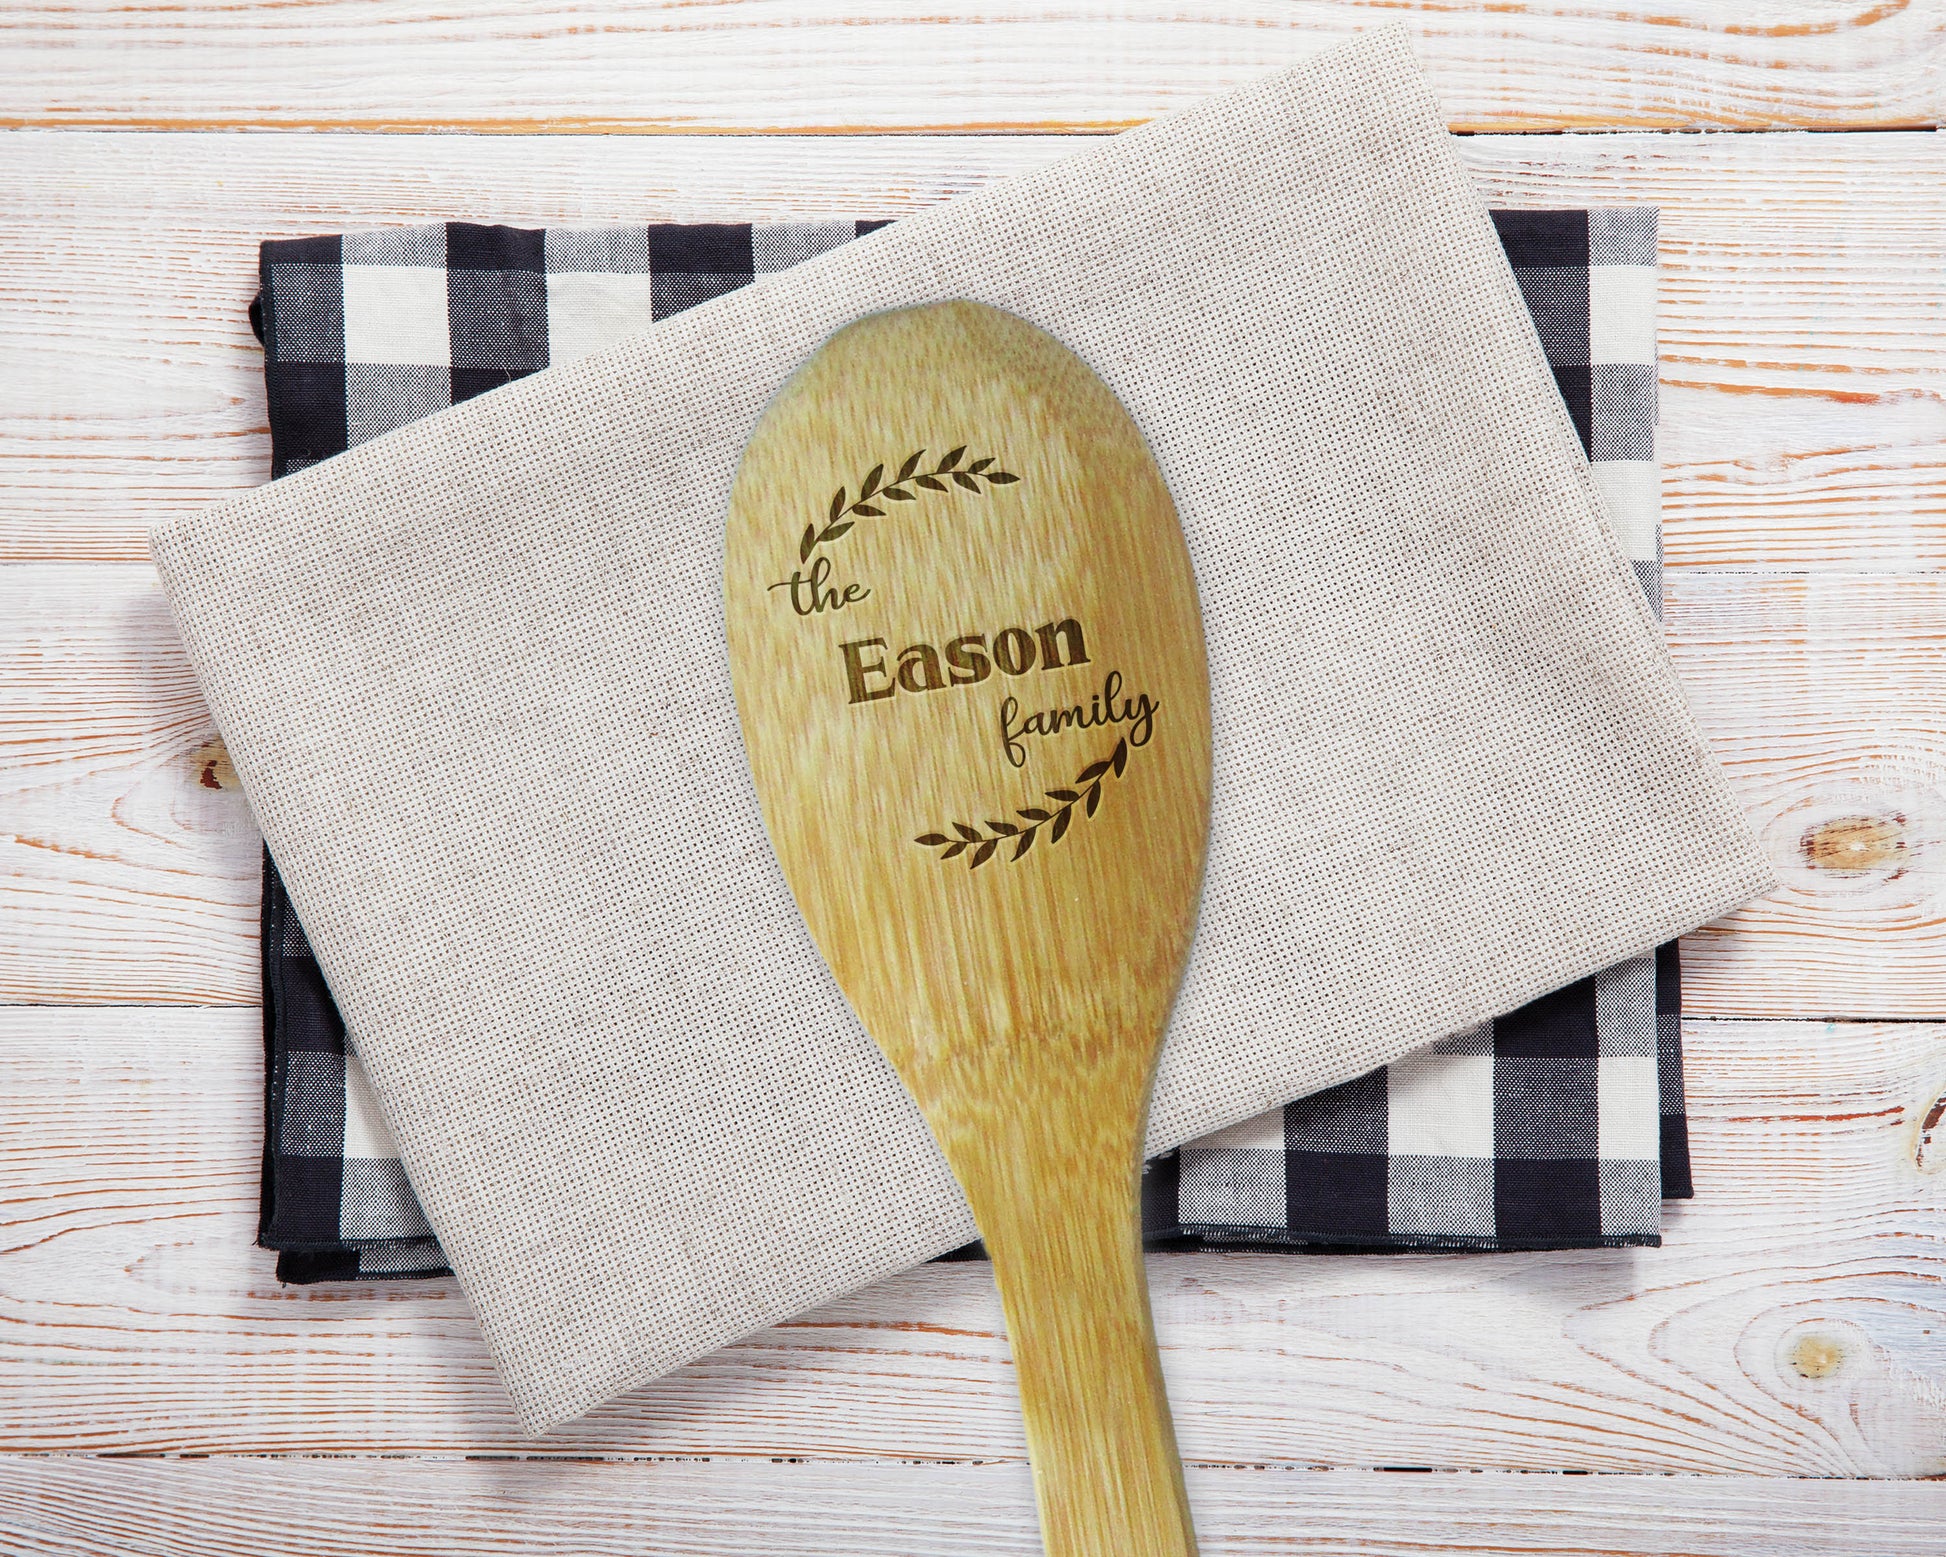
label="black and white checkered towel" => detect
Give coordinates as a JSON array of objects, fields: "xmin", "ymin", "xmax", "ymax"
[{"xmin": 250, "ymin": 209, "xmax": 1684, "ymax": 1282}]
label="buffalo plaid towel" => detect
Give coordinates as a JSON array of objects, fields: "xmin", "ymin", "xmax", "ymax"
[{"xmin": 252, "ymin": 207, "xmax": 1685, "ymax": 1283}]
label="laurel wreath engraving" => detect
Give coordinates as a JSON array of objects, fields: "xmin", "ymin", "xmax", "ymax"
[
  {"xmin": 914, "ymin": 736, "xmax": 1135, "ymax": 869},
  {"xmin": 799, "ymin": 446, "xmax": 1019, "ymax": 564}
]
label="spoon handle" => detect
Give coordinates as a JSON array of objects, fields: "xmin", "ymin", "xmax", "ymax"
[{"xmin": 961, "ymin": 1118, "xmax": 1198, "ymax": 1557}]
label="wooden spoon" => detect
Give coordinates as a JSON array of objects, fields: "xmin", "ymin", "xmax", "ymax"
[{"xmin": 725, "ymin": 299, "xmax": 1211, "ymax": 1557}]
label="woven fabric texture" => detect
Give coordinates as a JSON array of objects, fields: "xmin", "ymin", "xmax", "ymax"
[
  {"xmin": 249, "ymin": 206, "xmax": 1686, "ymax": 1280},
  {"xmin": 151, "ymin": 29, "xmax": 1773, "ymax": 1432}
]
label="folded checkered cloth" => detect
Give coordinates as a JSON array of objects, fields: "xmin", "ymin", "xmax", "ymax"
[{"xmin": 250, "ymin": 206, "xmax": 1686, "ymax": 1282}]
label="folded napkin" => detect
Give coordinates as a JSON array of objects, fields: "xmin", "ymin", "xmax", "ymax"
[
  {"xmin": 154, "ymin": 29, "xmax": 1772, "ymax": 1432},
  {"xmin": 249, "ymin": 205, "xmax": 1689, "ymax": 1281}
]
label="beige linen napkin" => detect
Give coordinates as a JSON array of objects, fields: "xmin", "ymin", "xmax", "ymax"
[{"xmin": 151, "ymin": 27, "xmax": 1774, "ymax": 1433}]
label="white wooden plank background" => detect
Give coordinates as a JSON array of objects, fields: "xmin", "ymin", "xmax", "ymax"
[{"xmin": 2, "ymin": 4, "xmax": 1943, "ymax": 1552}]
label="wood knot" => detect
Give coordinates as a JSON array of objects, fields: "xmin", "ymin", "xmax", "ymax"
[
  {"xmin": 191, "ymin": 736, "xmax": 238, "ymax": 792},
  {"xmin": 1917, "ymin": 1091, "xmax": 1946, "ymax": 1174},
  {"xmin": 1788, "ymin": 1332, "xmax": 1847, "ymax": 1380},
  {"xmin": 1800, "ymin": 813, "xmax": 1904, "ymax": 877}
]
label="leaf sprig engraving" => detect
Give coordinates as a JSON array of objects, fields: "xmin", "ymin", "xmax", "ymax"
[
  {"xmin": 799, "ymin": 446, "xmax": 1018, "ymax": 564},
  {"xmin": 915, "ymin": 737, "xmax": 1132, "ymax": 869}
]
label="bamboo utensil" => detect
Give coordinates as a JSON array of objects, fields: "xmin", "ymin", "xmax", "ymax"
[{"xmin": 725, "ymin": 300, "xmax": 1211, "ymax": 1555}]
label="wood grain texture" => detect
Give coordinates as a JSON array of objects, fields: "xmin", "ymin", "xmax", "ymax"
[
  {"xmin": 8, "ymin": 564, "xmax": 1942, "ymax": 1016},
  {"xmin": 2, "ymin": 130, "xmax": 1940, "ymax": 571},
  {"xmin": 5, "ymin": 1006, "xmax": 1944, "ymax": 1474},
  {"xmin": 0, "ymin": 1, "xmax": 1937, "ymax": 134},
  {"xmin": 726, "ymin": 300, "xmax": 1211, "ymax": 1555},
  {"xmin": 3, "ymin": 1459, "xmax": 1945, "ymax": 1557}
]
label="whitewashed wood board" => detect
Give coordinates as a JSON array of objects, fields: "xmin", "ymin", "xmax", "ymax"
[
  {"xmin": 0, "ymin": 0, "xmax": 1937, "ymax": 134},
  {"xmin": 4, "ymin": 1006, "xmax": 1942, "ymax": 1474},
  {"xmin": 1459, "ymin": 132, "xmax": 1946, "ymax": 574},
  {"xmin": 6, "ymin": 564, "xmax": 1941, "ymax": 1015},
  {"xmin": 2, "ymin": 131, "xmax": 1939, "ymax": 571},
  {"xmin": 0, "ymin": 566, "xmax": 260, "ymax": 1006},
  {"xmin": 3, "ymin": 1459, "xmax": 1944, "ymax": 1557},
  {"xmin": 1666, "ymin": 570, "xmax": 1946, "ymax": 1017}
]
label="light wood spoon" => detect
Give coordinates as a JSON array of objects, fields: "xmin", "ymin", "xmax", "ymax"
[{"xmin": 725, "ymin": 299, "xmax": 1210, "ymax": 1556}]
